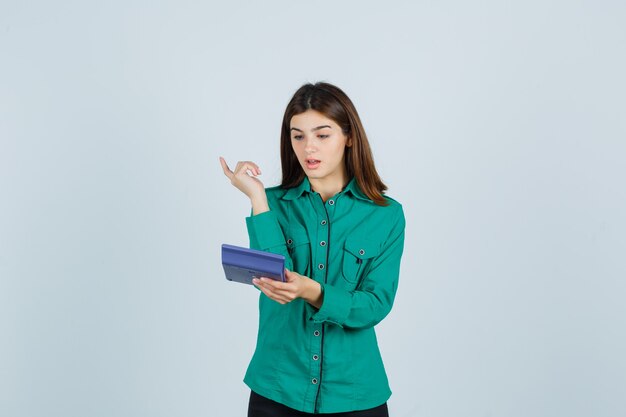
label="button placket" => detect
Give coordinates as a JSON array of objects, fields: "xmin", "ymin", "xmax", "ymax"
[
  {"xmin": 316, "ymin": 215, "xmax": 329, "ymax": 280},
  {"xmin": 310, "ymin": 326, "xmax": 322, "ymax": 386},
  {"xmin": 309, "ymin": 193, "xmax": 328, "ymax": 399}
]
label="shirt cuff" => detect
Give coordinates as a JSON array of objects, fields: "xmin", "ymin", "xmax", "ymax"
[
  {"xmin": 246, "ymin": 210, "xmax": 286, "ymax": 250},
  {"xmin": 309, "ymin": 282, "xmax": 351, "ymax": 328}
]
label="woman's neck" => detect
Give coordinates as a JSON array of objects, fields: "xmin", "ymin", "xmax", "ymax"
[{"xmin": 309, "ymin": 174, "xmax": 350, "ymax": 202}]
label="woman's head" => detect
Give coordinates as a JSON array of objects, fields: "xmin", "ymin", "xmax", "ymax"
[{"xmin": 280, "ymin": 82, "xmax": 388, "ymax": 206}]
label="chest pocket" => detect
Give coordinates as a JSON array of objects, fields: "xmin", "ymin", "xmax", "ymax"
[
  {"xmin": 341, "ymin": 236, "xmax": 381, "ymax": 287},
  {"xmin": 286, "ymin": 225, "xmax": 311, "ymax": 275}
]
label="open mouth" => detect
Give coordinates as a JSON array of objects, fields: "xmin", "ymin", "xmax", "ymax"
[{"xmin": 306, "ymin": 159, "xmax": 321, "ymax": 169}]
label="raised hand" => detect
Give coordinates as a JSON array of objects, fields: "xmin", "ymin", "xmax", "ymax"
[{"xmin": 219, "ymin": 156, "xmax": 269, "ymax": 215}]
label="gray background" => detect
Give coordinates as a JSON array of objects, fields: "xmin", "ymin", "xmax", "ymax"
[{"xmin": 1, "ymin": 1, "xmax": 625, "ymax": 416}]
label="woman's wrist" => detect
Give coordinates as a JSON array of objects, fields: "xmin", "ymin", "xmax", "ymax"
[
  {"xmin": 302, "ymin": 278, "xmax": 323, "ymax": 309},
  {"xmin": 251, "ymin": 194, "xmax": 269, "ymax": 215}
]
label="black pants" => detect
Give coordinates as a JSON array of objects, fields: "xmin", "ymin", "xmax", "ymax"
[{"xmin": 247, "ymin": 390, "xmax": 389, "ymax": 417}]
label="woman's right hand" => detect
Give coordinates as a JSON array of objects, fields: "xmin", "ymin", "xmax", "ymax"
[{"xmin": 219, "ymin": 156, "xmax": 267, "ymax": 203}]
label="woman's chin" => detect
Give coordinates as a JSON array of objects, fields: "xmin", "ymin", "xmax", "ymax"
[{"xmin": 302, "ymin": 167, "xmax": 322, "ymax": 177}]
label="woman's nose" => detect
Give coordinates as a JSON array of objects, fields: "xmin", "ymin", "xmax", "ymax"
[{"xmin": 304, "ymin": 138, "xmax": 317, "ymax": 153}]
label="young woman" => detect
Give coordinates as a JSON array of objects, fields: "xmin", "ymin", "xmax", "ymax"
[{"xmin": 220, "ymin": 82, "xmax": 405, "ymax": 417}]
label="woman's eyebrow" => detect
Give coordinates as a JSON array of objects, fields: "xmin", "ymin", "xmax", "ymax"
[{"xmin": 290, "ymin": 125, "xmax": 332, "ymax": 132}]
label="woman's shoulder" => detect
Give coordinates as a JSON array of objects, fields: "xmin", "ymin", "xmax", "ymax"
[
  {"xmin": 377, "ymin": 194, "xmax": 405, "ymax": 226},
  {"xmin": 379, "ymin": 194, "xmax": 404, "ymax": 216},
  {"xmin": 382, "ymin": 194, "xmax": 402, "ymax": 207}
]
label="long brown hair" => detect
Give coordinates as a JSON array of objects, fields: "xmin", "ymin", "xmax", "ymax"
[{"xmin": 280, "ymin": 82, "xmax": 389, "ymax": 206}]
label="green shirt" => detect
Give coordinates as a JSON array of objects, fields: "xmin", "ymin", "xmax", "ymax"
[{"xmin": 244, "ymin": 176, "xmax": 406, "ymax": 413}]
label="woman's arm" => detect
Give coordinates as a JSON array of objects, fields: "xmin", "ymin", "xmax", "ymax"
[{"xmin": 220, "ymin": 156, "xmax": 323, "ymax": 304}]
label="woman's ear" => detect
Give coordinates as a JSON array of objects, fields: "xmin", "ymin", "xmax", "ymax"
[{"xmin": 346, "ymin": 136, "xmax": 353, "ymax": 147}]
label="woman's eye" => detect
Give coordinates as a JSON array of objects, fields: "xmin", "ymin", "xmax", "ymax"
[
  {"xmin": 293, "ymin": 135, "xmax": 303, "ymax": 140},
  {"xmin": 319, "ymin": 135, "xmax": 329, "ymax": 139}
]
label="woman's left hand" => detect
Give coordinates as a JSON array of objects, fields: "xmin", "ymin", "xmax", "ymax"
[{"xmin": 253, "ymin": 269, "xmax": 323, "ymax": 307}]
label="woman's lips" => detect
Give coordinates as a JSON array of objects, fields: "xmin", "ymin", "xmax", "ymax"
[{"xmin": 306, "ymin": 159, "xmax": 321, "ymax": 169}]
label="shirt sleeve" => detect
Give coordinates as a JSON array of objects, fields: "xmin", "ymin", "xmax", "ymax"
[
  {"xmin": 308, "ymin": 204, "xmax": 406, "ymax": 330},
  {"xmin": 246, "ymin": 209, "xmax": 294, "ymax": 271}
]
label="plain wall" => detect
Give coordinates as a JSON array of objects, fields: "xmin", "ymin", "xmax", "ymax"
[{"xmin": 1, "ymin": 1, "xmax": 625, "ymax": 416}]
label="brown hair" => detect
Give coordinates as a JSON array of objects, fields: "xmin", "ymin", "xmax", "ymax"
[{"xmin": 280, "ymin": 82, "xmax": 389, "ymax": 206}]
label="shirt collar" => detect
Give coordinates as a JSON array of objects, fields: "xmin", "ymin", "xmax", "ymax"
[
  {"xmin": 282, "ymin": 176, "xmax": 312, "ymax": 200},
  {"xmin": 343, "ymin": 177, "xmax": 372, "ymax": 202},
  {"xmin": 282, "ymin": 176, "xmax": 372, "ymax": 202}
]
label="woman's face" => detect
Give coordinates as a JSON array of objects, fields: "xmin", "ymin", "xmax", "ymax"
[{"xmin": 290, "ymin": 109, "xmax": 351, "ymax": 185}]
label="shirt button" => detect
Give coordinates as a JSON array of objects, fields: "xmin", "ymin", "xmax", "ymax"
[
  {"xmin": 359, "ymin": 249, "xmax": 365, "ymax": 256},
  {"xmin": 320, "ymin": 241, "xmax": 326, "ymax": 247},
  {"xmin": 313, "ymin": 355, "xmax": 319, "ymax": 361},
  {"xmin": 314, "ymin": 330, "xmax": 320, "ymax": 336},
  {"xmin": 320, "ymin": 220, "xmax": 327, "ymax": 226},
  {"xmin": 328, "ymin": 199, "xmax": 334, "ymax": 205},
  {"xmin": 312, "ymin": 378, "xmax": 318, "ymax": 384},
  {"xmin": 318, "ymin": 263, "xmax": 325, "ymax": 270},
  {"xmin": 287, "ymin": 239, "xmax": 293, "ymax": 245}
]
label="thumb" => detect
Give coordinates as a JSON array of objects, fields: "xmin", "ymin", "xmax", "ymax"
[{"xmin": 285, "ymin": 268, "xmax": 297, "ymax": 282}]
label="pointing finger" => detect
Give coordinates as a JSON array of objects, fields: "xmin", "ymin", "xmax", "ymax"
[{"xmin": 219, "ymin": 156, "xmax": 234, "ymax": 179}]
